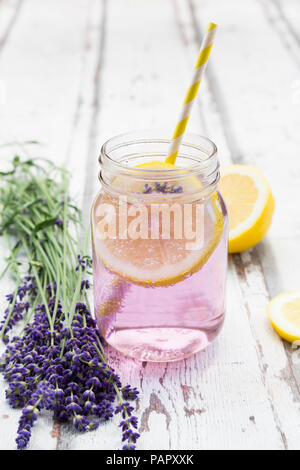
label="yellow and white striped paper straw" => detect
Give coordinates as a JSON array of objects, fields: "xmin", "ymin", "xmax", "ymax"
[{"xmin": 165, "ymin": 22, "xmax": 218, "ymax": 165}]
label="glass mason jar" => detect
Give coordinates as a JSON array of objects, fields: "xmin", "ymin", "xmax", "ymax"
[{"xmin": 91, "ymin": 131, "xmax": 228, "ymax": 362}]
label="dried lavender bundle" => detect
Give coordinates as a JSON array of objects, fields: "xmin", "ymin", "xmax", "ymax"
[{"xmin": 0, "ymin": 156, "xmax": 139, "ymax": 450}]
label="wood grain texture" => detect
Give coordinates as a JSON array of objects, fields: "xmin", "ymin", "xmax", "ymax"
[
  {"xmin": 190, "ymin": 0, "xmax": 300, "ymax": 448},
  {"xmin": 0, "ymin": 0, "xmax": 23, "ymax": 52},
  {"xmin": 0, "ymin": 0, "xmax": 300, "ymax": 450}
]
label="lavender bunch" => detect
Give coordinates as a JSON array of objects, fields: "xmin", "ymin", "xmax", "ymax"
[{"xmin": 0, "ymin": 156, "xmax": 140, "ymax": 450}]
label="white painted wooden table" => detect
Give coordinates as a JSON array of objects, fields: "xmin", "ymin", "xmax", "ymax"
[{"xmin": 1, "ymin": 0, "xmax": 300, "ymax": 450}]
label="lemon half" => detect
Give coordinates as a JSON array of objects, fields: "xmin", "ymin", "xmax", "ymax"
[
  {"xmin": 219, "ymin": 164, "xmax": 275, "ymax": 253},
  {"xmin": 268, "ymin": 291, "xmax": 300, "ymax": 344}
]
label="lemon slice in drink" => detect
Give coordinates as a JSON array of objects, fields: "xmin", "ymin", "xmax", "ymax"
[
  {"xmin": 93, "ymin": 161, "xmax": 224, "ymax": 286},
  {"xmin": 218, "ymin": 165, "xmax": 275, "ymax": 253},
  {"xmin": 136, "ymin": 161, "xmax": 177, "ymax": 170},
  {"xmin": 268, "ymin": 291, "xmax": 300, "ymax": 344}
]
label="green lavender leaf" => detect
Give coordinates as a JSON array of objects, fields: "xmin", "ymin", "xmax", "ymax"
[{"xmin": 32, "ymin": 218, "xmax": 61, "ymax": 234}]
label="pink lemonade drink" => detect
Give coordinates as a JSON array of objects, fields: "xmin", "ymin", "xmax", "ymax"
[{"xmin": 91, "ymin": 132, "xmax": 228, "ymax": 362}]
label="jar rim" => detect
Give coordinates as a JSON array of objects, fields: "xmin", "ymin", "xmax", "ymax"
[{"xmin": 99, "ymin": 130, "xmax": 218, "ymax": 178}]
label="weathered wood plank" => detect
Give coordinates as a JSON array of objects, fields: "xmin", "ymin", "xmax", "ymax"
[
  {"xmin": 190, "ymin": 0, "xmax": 300, "ymax": 449},
  {"xmin": 0, "ymin": 0, "xmax": 23, "ymax": 53},
  {"xmin": 260, "ymin": 0, "xmax": 300, "ymax": 68}
]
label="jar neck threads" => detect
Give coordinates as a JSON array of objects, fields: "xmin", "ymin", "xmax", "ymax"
[{"xmin": 99, "ymin": 131, "xmax": 220, "ymax": 198}]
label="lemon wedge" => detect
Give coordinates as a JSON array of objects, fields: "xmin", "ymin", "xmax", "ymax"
[
  {"xmin": 93, "ymin": 161, "xmax": 224, "ymax": 286},
  {"xmin": 218, "ymin": 164, "xmax": 275, "ymax": 253},
  {"xmin": 268, "ymin": 291, "xmax": 300, "ymax": 344}
]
